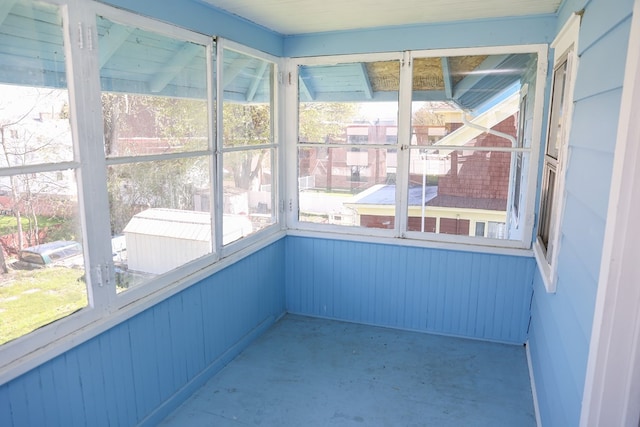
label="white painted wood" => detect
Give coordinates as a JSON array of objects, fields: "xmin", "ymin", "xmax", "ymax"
[
  {"xmin": 533, "ymin": 13, "xmax": 581, "ymax": 293},
  {"xmin": 581, "ymin": 0, "xmax": 640, "ymax": 425},
  {"xmin": 202, "ymin": 0, "xmax": 562, "ymax": 35},
  {"xmin": 526, "ymin": 340, "xmax": 543, "ymax": 427},
  {"xmin": 288, "ymin": 45, "xmax": 547, "ymax": 250}
]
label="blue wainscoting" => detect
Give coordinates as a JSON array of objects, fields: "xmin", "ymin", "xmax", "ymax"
[
  {"xmin": 285, "ymin": 236, "xmax": 535, "ymax": 344},
  {"xmin": 0, "ymin": 239, "xmax": 286, "ymax": 427}
]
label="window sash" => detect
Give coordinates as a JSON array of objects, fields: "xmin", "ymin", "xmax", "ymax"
[{"xmin": 291, "ymin": 46, "xmax": 546, "ymax": 249}]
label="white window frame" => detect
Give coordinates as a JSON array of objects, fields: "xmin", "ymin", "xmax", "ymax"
[
  {"xmin": 216, "ymin": 39, "xmax": 284, "ymax": 258},
  {"xmin": 0, "ymin": 0, "xmax": 283, "ymax": 385},
  {"xmin": 287, "ymin": 45, "xmax": 547, "ymax": 252},
  {"xmin": 533, "ymin": 13, "xmax": 581, "ymax": 293}
]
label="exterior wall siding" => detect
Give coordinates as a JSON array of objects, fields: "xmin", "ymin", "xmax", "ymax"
[
  {"xmin": 285, "ymin": 236, "xmax": 535, "ymax": 344},
  {"xmin": 528, "ymin": 0, "xmax": 635, "ymax": 425},
  {"xmin": 0, "ymin": 239, "xmax": 286, "ymax": 427}
]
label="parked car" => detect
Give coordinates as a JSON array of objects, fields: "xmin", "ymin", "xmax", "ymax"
[{"xmin": 18, "ymin": 240, "xmax": 83, "ymax": 269}]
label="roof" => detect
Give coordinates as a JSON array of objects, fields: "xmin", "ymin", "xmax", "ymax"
[
  {"xmin": 123, "ymin": 208, "xmax": 254, "ymax": 244},
  {"xmin": 299, "ymin": 53, "xmax": 535, "ymax": 112},
  {"xmin": 350, "ymin": 184, "xmax": 437, "ymax": 206},
  {"xmin": 0, "ymin": 3, "xmax": 271, "ymax": 103},
  {"xmin": 123, "ymin": 208, "xmax": 212, "ymax": 242},
  {"xmin": 20, "ymin": 240, "xmax": 81, "ymax": 255},
  {"xmin": 348, "ymin": 184, "xmax": 506, "ymax": 211},
  {"xmin": 0, "ymin": 2, "xmax": 536, "ymax": 112}
]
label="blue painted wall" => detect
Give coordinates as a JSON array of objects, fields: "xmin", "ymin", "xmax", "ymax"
[
  {"xmin": 528, "ymin": 0, "xmax": 635, "ymax": 425},
  {"xmin": 0, "ymin": 239, "xmax": 286, "ymax": 427},
  {"xmin": 284, "ymin": 15, "xmax": 556, "ymax": 57},
  {"xmin": 286, "ymin": 236, "xmax": 535, "ymax": 344}
]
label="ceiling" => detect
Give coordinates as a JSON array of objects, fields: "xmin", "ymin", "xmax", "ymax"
[{"xmin": 200, "ymin": 0, "xmax": 563, "ymax": 35}]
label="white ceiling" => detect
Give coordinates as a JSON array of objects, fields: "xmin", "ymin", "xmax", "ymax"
[{"xmin": 200, "ymin": 0, "xmax": 563, "ymax": 35}]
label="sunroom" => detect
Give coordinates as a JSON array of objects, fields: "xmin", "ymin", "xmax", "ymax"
[{"xmin": 1, "ymin": 0, "xmax": 639, "ymax": 426}]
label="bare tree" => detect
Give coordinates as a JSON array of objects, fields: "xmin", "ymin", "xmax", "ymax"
[{"xmin": 0, "ymin": 87, "xmax": 73, "ymax": 272}]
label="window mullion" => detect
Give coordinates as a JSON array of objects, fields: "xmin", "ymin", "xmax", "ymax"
[
  {"xmin": 285, "ymin": 59, "xmax": 299, "ymax": 229},
  {"xmin": 64, "ymin": 1, "xmax": 115, "ymax": 311},
  {"xmin": 214, "ymin": 40, "xmax": 225, "ymax": 252},
  {"xmin": 395, "ymin": 51, "xmax": 413, "ymax": 238},
  {"xmin": 207, "ymin": 39, "xmax": 219, "ymax": 261}
]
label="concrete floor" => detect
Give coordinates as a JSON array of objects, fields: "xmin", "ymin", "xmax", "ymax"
[{"xmin": 160, "ymin": 315, "xmax": 536, "ymax": 426}]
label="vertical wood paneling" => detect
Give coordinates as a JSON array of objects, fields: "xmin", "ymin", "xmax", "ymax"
[
  {"xmin": 101, "ymin": 324, "xmax": 138, "ymax": 427},
  {"xmin": 285, "ymin": 236, "xmax": 534, "ymax": 344},
  {"xmin": 76, "ymin": 338, "xmax": 109, "ymax": 426},
  {"xmin": 128, "ymin": 309, "xmax": 162, "ymax": 421},
  {"xmin": 0, "ymin": 384, "xmax": 10, "ymax": 427},
  {"xmin": 152, "ymin": 303, "xmax": 176, "ymax": 403},
  {"xmin": 62, "ymin": 351, "xmax": 87, "ymax": 426},
  {"xmin": 37, "ymin": 361, "xmax": 60, "ymax": 427},
  {"xmin": 47, "ymin": 354, "xmax": 72, "ymax": 426},
  {"xmin": 0, "ymin": 239, "xmax": 286, "ymax": 427}
]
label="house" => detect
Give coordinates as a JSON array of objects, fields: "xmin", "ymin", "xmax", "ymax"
[{"xmin": 0, "ymin": 0, "xmax": 639, "ymax": 426}]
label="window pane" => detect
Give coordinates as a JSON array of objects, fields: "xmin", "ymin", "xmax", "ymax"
[
  {"xmin": 0, "ymin": 1, "xmax": 87, "ymax": 346},
  {"xmin": 299, "ymin": 147, "xmax": 396, "ymax": 227},
  {"xmin": 97, "ymin": 17, "xmax": 213, "ymax": 290},
  {"xmin": 222, "ymin": 149, "xmax": 274, "ymax": 243},
  {"xmin": 407, "ymin": 53, "xmax": 537, "ymax": 241},
  {"xmin": 538, "ymin": 166, "xmax": 556, "ymax": 250},
  {"xmin": 108, "ymin": 157, "xmax": 212, "ymax": 289},
  {"xmin": 98, "ymin": 17, "xmax": 209, "ymax": 156},
  {"xmin": 298, "ymin": 60, "xmax": 400, "ymax": 228},
  {"xmin": 406, "ymin": 148, "xmax": 513, "ymax": 239},
  {"xmin": 0, "ymin": 86, "xmax": 74, "ymax": 166},
  {"xmin": 222, "ymin": 50, "xmax": 273, "ymax": 147},
  {"xmin": 546, "ymin": 58, "xmax": 568, "ymax": 160}
]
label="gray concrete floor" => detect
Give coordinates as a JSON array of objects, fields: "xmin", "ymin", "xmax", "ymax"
[{"xmin": 160, "ymin": 314, "xmax": 536, "ymax": 426}]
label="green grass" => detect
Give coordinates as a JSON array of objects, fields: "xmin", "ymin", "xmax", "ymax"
[
  {"xmin": 0, "ymin": 215, "xmax": 64, "ymax": 236},
  {"xmin": 0, "ymin": 267, "xmax": 87, "ymax": 345}
]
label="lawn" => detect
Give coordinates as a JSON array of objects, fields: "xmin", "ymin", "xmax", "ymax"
[
  {"xmin": 0, "ymin": 267, "xmax": 87, "ymax": 345},
  {"xmin": 0, "ymin": 214, "xmax": 64, "ymax": 236}
]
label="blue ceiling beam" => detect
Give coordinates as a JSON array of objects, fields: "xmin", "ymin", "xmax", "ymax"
[
  {"xmin": 452, "ymin": 54, "xmax": 510, "ymax": 100},
  {"xmin": 245, "ymin": 61, "xmax": 268, "ymax": 102},
  {"xmin": 298, "ymin": 67, "xmax": 315, "ymax": 101},
  {"xmin": 357, "ymin": 62, "xmax": 373, "ymax": 99},
  {"xmin": 0, "ymin": 0, "xmax": 18, "ymax": 27},
  {"xmin": 440, "ymin": 57, "xmax": 453, "ymax": 99},
  {"xmin": 99, "ymin": 24, "xmax": 134, "ymax": 68},
  {"xmin": 149, "ymin": 42, "xmax": 202, "ymax": 93},
  {"xmin": 222, "ymin": 56, "xmax": 256, "ymax": 89}
]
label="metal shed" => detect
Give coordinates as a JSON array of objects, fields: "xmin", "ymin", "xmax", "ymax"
[{"xmin": 123, "ymin": 208, "xmax": 252, "ymax": 275}]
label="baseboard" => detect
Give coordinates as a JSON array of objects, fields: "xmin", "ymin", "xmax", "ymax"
[
  {"xmin": 526, "ymin": 340, "xmax": 542, "ymax": 427},
  {"xmin": 137, "ymin": 313, "xmax": 280, "ymax": 427}
]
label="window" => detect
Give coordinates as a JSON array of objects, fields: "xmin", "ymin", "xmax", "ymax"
[
  {"xmin": 292, "ymin": 47, "xmax": 546, "ymax": 248},
  {"xmin": 0, "ymin": 0, "xmax": 87, "ymax": 346},
  {"xmin": 407, "ymin": 53, "xmax": 538, "ymax": 243},
  {"xmin": 0, "ymin": 0, "xmax": 280, "ymax": 373},
  {"xmin": 297, "ymin": 58, "xmax": 400, "ymax": 229},
  {"xmin": 512, "ymin": 84, "xmax": 529, "ymax": 222},
  {"xmin": 220, "ymin": 44, "xmax": 277, "ymax": 246},
  {"xmin": 98, "ymin": 15, "xmax": 214, "ymax": 289},
  {"xmin": 533, "ymin": 14, "xmax": 581, "ymax": 292}
]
